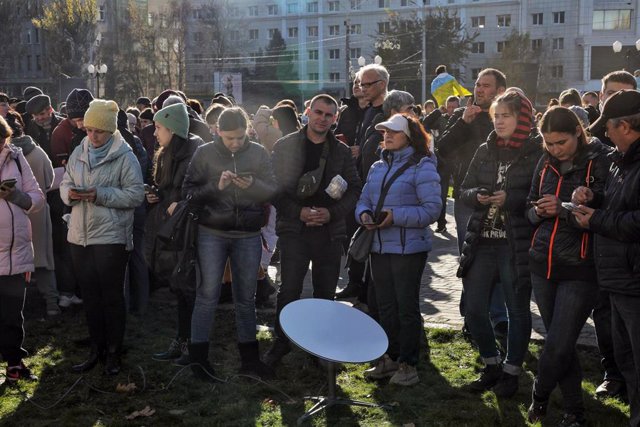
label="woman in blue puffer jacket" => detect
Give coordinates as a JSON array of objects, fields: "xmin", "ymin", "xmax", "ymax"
[{"xmin": 355, "ymin": 113, "xmax": 441, "ymax": 386}]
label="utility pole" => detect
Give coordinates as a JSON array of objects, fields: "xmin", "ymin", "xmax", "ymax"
[
  {"xmin": 344, "ymin": 19, "xmax": 351, "ymax": 97},
  {"xmin": 421, "ymin": 0, "xmax": 427, "ymax": 103}
]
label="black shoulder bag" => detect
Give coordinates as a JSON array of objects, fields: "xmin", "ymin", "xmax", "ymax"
[{"xmin": 347, "ymin": 156, "xmax": 418, "ymax": 263}]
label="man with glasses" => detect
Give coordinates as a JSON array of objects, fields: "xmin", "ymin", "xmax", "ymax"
[{"xmin": 335, "ymin": 64, "xmax": 389, "ymax": 302}]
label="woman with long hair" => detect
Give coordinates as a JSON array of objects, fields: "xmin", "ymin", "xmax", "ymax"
[
  {"xmin": 147, "ymin": 103, "xmax": 203, "ymax": 365},
  {"xmin": 356, "ymin": 113, "xmax": 441, "ymax": 386},
  {"xmin": 526, "ymin": 107, "xmax": 611, "ymax": 425},
  {"xmin": 457, "ymin": 90, "xmax": 542, "ymax": 397}
]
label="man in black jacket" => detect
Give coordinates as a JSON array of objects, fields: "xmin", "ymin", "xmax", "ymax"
[
  {"xmin": 24, "ymin": 93, "xmax": 63, "ymax": 163},
  {"xmin": 265, "ymin": 94, "xmax": 362, "ymax": 367},
  {"xmin": 574, "ymin": 89, "xmax": 640, "ymax": 425}
]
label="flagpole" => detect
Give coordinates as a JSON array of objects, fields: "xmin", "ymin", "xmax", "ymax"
[{"xmin": 421, "ymin": 0, "xmax": 427, "ymax": 103}]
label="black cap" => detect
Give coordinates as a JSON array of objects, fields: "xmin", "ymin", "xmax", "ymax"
[
  {"xmin": 136, "ymin": 97, "xmax": 151, "ymax": 107},
  {"xmin": 589, "ymin": 89, "xmax": 640, "ymax": 134}
]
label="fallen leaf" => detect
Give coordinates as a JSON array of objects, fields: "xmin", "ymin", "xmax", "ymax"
[
  {"xmin": 115, "ymin": 383, "xmax": 137, "ymax": 393},
  {"xmin": 125, "ymin": 406, "xmax": 155, "ymax": 420}
]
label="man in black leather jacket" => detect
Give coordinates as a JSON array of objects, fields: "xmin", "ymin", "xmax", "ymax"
[
  {"xmin": 265, "ymin": 94, "xmax": 362, "ymax": 367},
  {"xmin": 575, "ymin": 89, "xmax": 640, "ymax": 426}
]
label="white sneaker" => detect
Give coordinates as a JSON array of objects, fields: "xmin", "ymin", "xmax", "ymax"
[
  {"xmin": 58, "ymin": 295, "xmax": 72, "ymax": 308},
  {"xmin": 70, "ymin": 295, "xmax": 83, "ymax": 305},
  {"xmin": 364, "ymin": 354, "xmax": 399, "ymax": 380},
  {"xmin": 389, "ymin": 362, "xmax": 419, "ymax": 386}
]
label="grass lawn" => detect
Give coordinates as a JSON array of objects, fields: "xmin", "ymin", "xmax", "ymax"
[{"xmin": 0, "ymin": 287, "xmax": 630, "ymax": 426}]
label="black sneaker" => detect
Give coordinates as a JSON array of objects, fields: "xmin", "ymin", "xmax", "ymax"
[
  {"xmin": 493, "ymin": 372, "xmax": 519, "ymax": 398},
  {"xmin": 468, "ymin": 364, "xmax": 502, "ymax": 392},
  {"xmin": 558, "ymin": 413, "xmax": 586, "ymax": 427},
  {"xmin": 595, "ymin": 379, "xmax": 626, "ymax": 400},
  {"xmin": 335, "ymin": 282, "xmax": 362, "ymax": 300},
  {"xmin": 152, "ymin": 339, "xmax": 183, "ymax": 361}
]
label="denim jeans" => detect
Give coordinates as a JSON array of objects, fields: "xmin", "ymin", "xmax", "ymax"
[
  {"xmin": 191, "ymin": 227, "xmax": 261, "ymax": 344},
  {"xmin": 455, "ymin": 199, "xmax": 507, "ymax": 325},
  {"xmin": 531, "ymin": 274, "xmax": 598, "ymax": 415},
  {"xmin": 462, "ymin": 244, "xmax": 532, "ymax": 369},
  {"xmin": 370, "ymin": 252, "xmax": 428, "ymax": 366},
  {"xmin": 593, "ymin": 290, "xmax": 624, "ymax": 382},
  {"xmin": 274, "ymin": 227, "xmax": 342, "ymax": 341},
  {"xmin": 610, "ymin": 293, "xmax": 640, "ymax": 427}
]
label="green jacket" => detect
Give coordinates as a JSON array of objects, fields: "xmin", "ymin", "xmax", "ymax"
[{"xmin": 60, "ymin": 131, "xmax": 144, "ymax": 250}]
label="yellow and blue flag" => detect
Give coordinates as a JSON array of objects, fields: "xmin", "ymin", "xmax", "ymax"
[{"xmin": 430, "ymin": 73, "xmax": 471, "ymax": 107}]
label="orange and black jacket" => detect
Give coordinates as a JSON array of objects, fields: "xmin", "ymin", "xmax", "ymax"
[{"xmin": 527, "ymin": 138, "xmax": 612, "ymax": 281}]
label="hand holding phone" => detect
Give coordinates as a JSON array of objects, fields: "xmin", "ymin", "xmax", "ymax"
[
  {"xmin": 0, "ymin": 178, "xmax": 17, "ymax": 190},
  {"xmin": 477, "ymin": 187, "xmax": 492, "ymax": 196},
  {"xmin": 561, "ymin": 202, "xmax": 579, "ymax": 212}
]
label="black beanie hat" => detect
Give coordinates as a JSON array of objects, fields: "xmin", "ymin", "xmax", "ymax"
[
  {"xmin": 139, "ymin": 108, "xmax": 154, "ymax": 121},
  {"xmin": 66, "ymin": 88, "xmax": 94, "ymax": 119},
  {"xmin": 23, "ymin": 86, "xmax": 43, "ymax": 101}
]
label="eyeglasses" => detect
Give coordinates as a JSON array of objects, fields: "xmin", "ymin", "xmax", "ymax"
[{"xmin": 359, "ymin": 80, "xmax": 382, "ymax": 89}]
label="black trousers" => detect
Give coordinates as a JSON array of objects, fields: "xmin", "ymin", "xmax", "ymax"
[
  {"xmin": 274, "ymin": 227, "xmax": 343, "ymax": 341},
  {"xmin": 610, "ymin": 293, "xmax": 640, "ymax": 427},
  {"xmin": 48, "ymin": 190, "xmax": 78, "ymax": 296},
  {"xmin": 70, "ymin": 244, "xmax": 129, "ymax": 352},
  {"xmin": 176, "ymin": 289, "xmax": 195, "ymax": 340},
  {"xmin": 593, "ymin": 290, "xmax": 624, "ymax": 382},
  {"xmin": 0, "ymin": 274, "xmax": 28, "ymax": 365},
  {"xmin": 436, "ymin": 157, "xmax": 451, "ymax": 227}
]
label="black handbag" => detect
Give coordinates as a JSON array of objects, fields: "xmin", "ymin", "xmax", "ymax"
[{"xmin": 347, "ymin": 156, "xmax": 419, "ymax": 263}]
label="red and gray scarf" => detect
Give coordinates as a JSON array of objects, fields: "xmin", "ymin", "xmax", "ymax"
[{"xmin": 496, "ymin": 91, "xmax": 533, "ymax": 149}]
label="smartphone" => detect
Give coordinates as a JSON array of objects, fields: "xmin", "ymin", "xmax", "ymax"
[
  {"xmin": 375, "ymin": 211, "xmax": 389, "ymax": 224},
  {"xmin": 72, "ymin": 187, "xmax": 89, "ymax": 193},
  {"xmin": 236, "ymin": 172, "xmax": 253, "ymax": 178},
  {"xmin": 477, "ymin": 187, "xmax": 492, "ymax": 196},
  {"xmin": 144, "ymin": 184, "xmax": 158, "ymax": 195},
  {"xmin": 530, "ymin": 200, "xmax": 540, "ymax": 207},
  {"xmin": 561, "ymin": 202, "xmax": 579, "ymax": 212},
  {"xmin": 56, "ymin": 153, "xmax": 69, "ymax": 163},
  {"xmin": 0, "ymin": 178, "xmax": 17, "ymax": 190},
  {"xmin": 361, "ymin": 214, "xmax": 375, "ymax": 225}
]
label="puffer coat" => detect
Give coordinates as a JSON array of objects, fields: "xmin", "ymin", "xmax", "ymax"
[
  {"xmin": 0, "ymin": 144, "xmax": 45, "ymax": 276},
  {"xmin": 60, "ymin": 131, "xmax": 145, "ymax": 250},
  {"xmin": 355, "ymin": 146, "xmax": 441, "ymax": 254}
]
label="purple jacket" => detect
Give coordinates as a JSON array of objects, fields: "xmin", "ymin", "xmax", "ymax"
[{"xmin": 0, "ymin": 144, "xmax": 45, "ymax": 276}]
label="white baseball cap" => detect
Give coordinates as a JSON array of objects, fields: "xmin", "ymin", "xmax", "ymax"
[{"xmin": 374, "ymin": 113, "xmax": 411, "ymax": 138}]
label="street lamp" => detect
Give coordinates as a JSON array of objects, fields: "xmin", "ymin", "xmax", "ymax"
[
  {"xmin": 356, "ymin": 55, "xmax": 383, "ymax": 70},
  {"xmin": 87, "ymin": 63, "xmax": 108, "ymax": 97},
  {"xmin": 612, "ymin": 39, "xmax": 640, "ymax": 71}
]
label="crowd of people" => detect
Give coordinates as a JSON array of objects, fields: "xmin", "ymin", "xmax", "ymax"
[{"xmin": 0, "ymin": 63, "xmax": 639, "ymax": 426}]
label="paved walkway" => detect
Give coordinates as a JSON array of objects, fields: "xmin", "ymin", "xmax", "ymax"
[{"xmin": 269, "ymin": 198, "xmax": 597, "ymax": 348}]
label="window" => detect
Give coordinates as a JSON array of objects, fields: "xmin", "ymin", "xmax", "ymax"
[
  {"xmin": 268, "ymin": 28, "xmax": 278, "ymax": 39},
  {"xmin": 379, "ymin": 0, "xmax": 389, "ymax": 7},
  {"xmin": 471, "ymin": 68, "xmax": 482, "ymax": 79},
  {"xmin": 350, "ymin": 47, "xmax": 361, "ymax": 58},
  {"xmin": 351, "ymin": 0, "xmax": 361, "ymax": 10},
  {"xmin": 308, "ymin": 26, "xmax": 318, "ymax": 37},
  {"xmin": 26, "ymin": 55, "xmax": 32, "ymax": 71},
  {"xmin": 330, "ymin": 72, "xmax": 340, "ymax": 82},
  {"xmin": 471, "ymin": 16, "xmax": 485, "ymax": 28},
  {"xmin": 448, "ymin": 0, "xmax": 454, "ymax": 3},
  {"xmin": 34, "ymin": 28, "xmax": 39, "ymax": 44},
  {"xmin": 329, "ymin": 49, "xmax": 340, "ymax": 59},
  {"xmin": 98, "ymin": 4, "xmax": 105, "ymax": 21},
  {"xmin": 497, "ymin": 41, "xmax": 508, "ymax": 52},
  {"xmin": 194, "ymin": 75, "xmax": 203, "ymax": 83},
  {"xmin": 287, "ymin": 3, "xmax": 298, "ymax": 13},
  {"xmin": 160, "ymin": 14, "xmax": 167, "ymax": 28},
  {"xmin": 25, "ymin": 31, "xmax": 31, "ymax": 44},
  {"xmin": 401, "ymin": 0, "xmax": 409, "ymax": 6},
  {"xmin": 248, "ymin": 6, "xmax": 258, "ymax": 16},
  {"xmin": 194, "ymin": 32, "xmax": 203, "ymax": 42},
  {"xmin": 268, "ymin": 5, "xmax": 278, "ymax": 15},
  {"xmin": 36, "ymin": 55, "xmax": 41, "ymax": 71},
  {"xmin": 329, "ymin": 1, "xmax": 340, "ymax": 11},
  {"xmin": 532, "ymin": 13, "xmax": 543, "ymax": 25},
  {"xmin": 471, "ymin": 41, "xmax": 485, "ymax": 54},
  {"xmin": 159, "ymin": 37, "xmax": 169, "ymax": 52},
  {"xmin": 531, "ymin": 39, "xmax": 542, "ymax": 50},
  {"xmin": 249, "ymin": 29, "xmax": 259, "ymax": 40},
  {"xmin": 553, "ymin": 11, "xmax": 565, "ymax": 24},
  {"xmin": 551, "ymin": 65, "xmax": 563, "ymax": 78},
  {"xmin": 329, "ymin": 25, "xmax": 340, "ymax": 36},
  {"xmin": 193, "ymin": 53, "xmax": 203, "ymax": 64},
  {"xmin": 378, "ymin": 22, "xmax": 391, "ymax": 33},
  {"xmin": 288, "ymin": 27, "xmax": 298, "ymax": 38},
  {"xmin": 307, "ymin": 2, "xmax": 318, "ymax": 12},
  {"xmin": 192, "ymin": 9, "xmax": 202, "ymax": 19},
  {"xmin": 497, "ymin": 15, "xmax": 511, "ymax": 27},
  {"xmin": 350, "ymin": 24, "xmax": 362, "ymax": 34},
  {"xmin": 552, "ymin": 37, "xmax": 564, "ymax": 50},
  {"xmin": 308, "ymin": 50, "xmax": 318, "ymax": 60},
  {"xmin": 147, "ymin": 13, "xmax": 153, "ymax": 26},
  {"xmin": 593, "ymin": 10, "xmax": 632, "ymax": 30},
  {"xmin": 308, "ymin": 73, "xmax": 319, "ymax": 81},
  {"xmin": 230, "ymin": 30, "xmax": 239, "ymax": 41},
  {"xmin": 229, "ymin": 7, "xmax": 240, "ymax": 17}
]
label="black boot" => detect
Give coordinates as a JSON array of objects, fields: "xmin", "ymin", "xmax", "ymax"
[
  {"xmin": 71, "ymin": 345, "xmax": 104, "ymax": 373},
  {"xmin": 189, "ymin": 342, "xmax": 217, "ymax": 382},
  {"xmin": 238, "ymin": 341, "xmax": 276, "ymax": 380},
  {"xmin": 173, "ymin": 339, "xmax": 191, "ymax": 366},
  {"xmin": 335, "ymin": 282, "xmax": 362, "ymax": 300},
  {"xmin": 468, "ymin": 363, "xmax": 503, "ymax": 391},
  {"xmin": 104, "ymin": 347, "xmax": 121, "ymax": 376},
  {"xmin": 152, "ymin": 338, "xmax": 184, "ymax": 361},
  {"xmin": 256, "ymin": 276, "xmax": 276, "ymax": 308}
]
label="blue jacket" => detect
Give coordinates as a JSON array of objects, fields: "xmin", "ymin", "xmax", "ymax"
[{"xmin": 355, "ymin": 146, "xmax": 441, "ymax": 254}]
